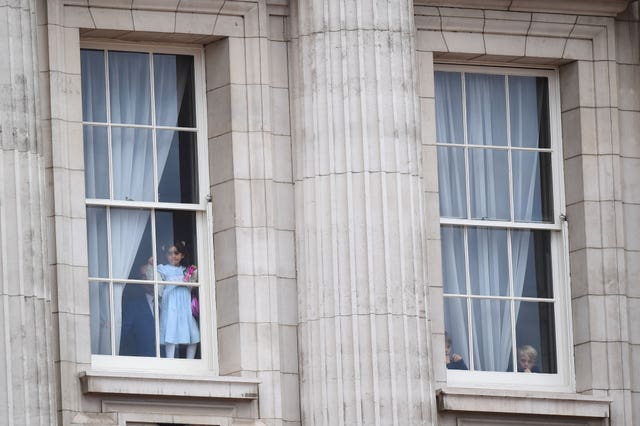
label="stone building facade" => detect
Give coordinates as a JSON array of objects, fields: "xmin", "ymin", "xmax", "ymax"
[{"xmin": 0, "ymin": 0, "xmax": 639, "ymax": 425}]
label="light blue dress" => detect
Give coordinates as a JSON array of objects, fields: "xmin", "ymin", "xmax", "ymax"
[{"xmin": 157, "ymin": 264, "xmax": 200, "ymax": 345}]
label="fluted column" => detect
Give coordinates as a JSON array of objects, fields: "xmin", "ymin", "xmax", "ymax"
[
  {"xmin": 290, "ymin": 0, "xmax": 433, "ymax": 424},
  {"xmin": 0, "ymin": 0, "xmax": 56, "ymax": 424}
]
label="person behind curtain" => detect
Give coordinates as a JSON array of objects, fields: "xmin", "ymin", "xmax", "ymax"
[
  {"xmin": 119, "ymin": 275, "xmax": 156, "ymax": 357},
  {"xmin": 147, "ymin": 241, "xmax": 200, "ymax": 358},
  {"xmin": 517, "ymin": 344, "xmax": 539, "ymax": 373},
  {"xmin": 445, "ymin": 331, "xmax": 468, "ymax": 370}
]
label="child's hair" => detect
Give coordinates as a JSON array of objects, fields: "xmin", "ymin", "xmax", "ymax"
[
  {"xmin": 445, "ymin": 331, "xmax": 452, "ymax": 345},
  {"xmin": 164, "ymin": 240, "xmax": 190, "ymax": 266},
  {"xmin": 518, "ymin": 345, "xmax": 538, "ymax": 363}
]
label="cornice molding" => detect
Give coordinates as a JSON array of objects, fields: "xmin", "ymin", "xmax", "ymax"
[{"xmin": 414, "ymin": 0, "xmax": 629, "ymax": 17}]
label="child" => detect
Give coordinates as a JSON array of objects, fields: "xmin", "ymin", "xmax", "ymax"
[
  {"xmin": 445, "ymin": 332, "xmax": 467, "ymax": 370},
  {"xmin": 148, "ymin": 241, "xmax": 200, "ymax": 359},
  {"xmin": 517, "ymin": 345, "xmax": 539, "ymax": 373}
]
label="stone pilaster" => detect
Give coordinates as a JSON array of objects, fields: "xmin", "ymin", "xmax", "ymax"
[
  {"xmin": 617, "ymin": 1, "xmax": 640, "ymax": 423},
  {"xmin": 290, "ymin": 0, "xmax": 434, "ymax": 424},
  {"xmin": 0, "ymin": 0, "xmax": 56, "ymax": 424}
]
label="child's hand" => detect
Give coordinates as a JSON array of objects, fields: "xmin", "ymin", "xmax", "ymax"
[{"xmin": 452, "ymin": 353, "xmax": 462, "ymax": 362}]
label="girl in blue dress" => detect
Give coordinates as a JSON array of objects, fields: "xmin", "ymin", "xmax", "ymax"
[{"xmin": 151, "ymin": 241, "xmax": 200, "ymax": 358}]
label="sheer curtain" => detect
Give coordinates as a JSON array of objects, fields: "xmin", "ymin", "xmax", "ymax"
[
  {"xmin": 436, "ymin": 72, "xmax": 540, "ymax": 371},
  {"xmin": 85, "ymin": 51, "xmax": 185, "ymax": 355}
]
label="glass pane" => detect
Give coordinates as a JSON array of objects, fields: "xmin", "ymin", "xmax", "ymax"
[
  {"xmin": 466, "ymin": 73, "xmax": 507, "ymax": 147},
  {"xmin": 89, "ymin": 281, "xmax": 111, "ymax": 355},
  {"xmin": 111, "ymin": 127, "xmax": 154, "ymax": 202},
  {"xmin": 437, "ymin": 146, "xmax": 467, "ymax": 218},
  {"xmin": 83, "ymin": 125, "xmax": 109, "ymax": 199},
  {"xmin": 444, "ymin": 297, "xmax": 469, "ymax": 370},
  {"xmin": 441, "ymin": 225, "xmax": 466, "ymax": 295},
  {"xmin": 435, "ymin": 71, "xmax": 464, "ymax": 144},
  {"xmin": 118, "ymin": 283, "xmax": 157, "ymax": 357},
  {"xmin": 512, "ymin": 151, "xmax": 553, "ymax": 222},
  {"xmin": 110, "ymin": 208, "xmax": 152, "ymax": 280},
  {"xmin": 87, "ymin": 206, "xmax": 109, "ymax": 278},
  {"xmin": 81, "ymin": 49, "xmax": 107, "ymax": 123},
  {"xmin": 159, "ymin": 284, "xmax": 201, "ymax": 359},
  {"xmin": 154, "ymin": 54, "xmax": 196, "ymax": 128},
  {"xmin": 155, "ymin": 210, "xmax": 198, "ymax": 276},
  {"xmin": 469, "ymin": 148, "xmax": 510, "ymax": 220},
  {"xmin": 512, "ymin": 230, "xmax": 553, "ymax": 299},
  {"xmin": 516, "ymin": 301, "xmax": 557, "ymax": 373},
  {"xmin": 109, "ymin": 51, "xmax": 151, "ymax": 125},
  {"xmin": 509, "ymin": 76, "xmax": 550, "ymax": 149},
  {"xmin": 157, "ymin": 130, "xmax": 199, "ymax": 203},
  {"xmin": 468, "ymin": 228, "xmax": 508, "ymax": 296},
  {"xmin": 471, "ymin": 298, "xmax": 512, "ymax": 372}
]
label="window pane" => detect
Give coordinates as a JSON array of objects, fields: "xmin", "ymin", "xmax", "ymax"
[
  {"xmin": 109, "ymin": 51, "xmax": 151, "ymax": 125},
  {"xmin": 441, "ymin": 225, "xmax": 466, "ymax": 295},
  {"xmin": 471, "ymin": 298, "xmax": 512, "ymax": 372},
  {"xmin": 110, "ymin": 208, "xmax": 152, "ymax": 280},
  {"xmin": 159, "ymin": 284, "xmax": 200, "ymax": 359},
  {"xmin": 516, "ymin": 301, "xmax": 557, "ymax": 373},
  {"xmin": 468, "ymin": 228, "xmax": 508, "ymax": 296},
  {"xmin": 81, "ymin": 49, "xmax": 107, "ymax": 123},
  {"xmin": 118, "ymin": 283, "xmax": 157, "ymax": 357},
  {"xmin": 435, "ymin": 71, "xmax": 464, "ymax": 144},
  {"xmin": 155, "ymin": 210, "xmax": 198, "ymax": 273},
  {"xmin": 83, "ymin": 126, "xmax": 109, "ymax": 199},
  {"xmin": 154, "ymin": 54, "xmax": 196, "ymax": 128},
  {"xmin": 157, "ymin": 130, "xmax": 199, "ymax": 204},
  {"xmin": 513, "ymin": 151, "xmax": 553, "ymax": 222},
  {"xmin": 87, "ymin": 206, "xmax": 109, "ymax": 278},
  {"xmin": 466, "ymin": 73, "xmax": 507, "ymax": 147},
  {"xmin": 89, "ymin": 281, "xmax": 111, "ymax": 355},
  {"xmin": 111, "ymin": 127, "xmax": 154, "ymax": 202},
  {"xmin": 512, "ymin": 230, "xmax": 553, "ymax": 299},
  {"xmin": 437, "ymin": 146, "xmax": 467, "ymax": 218},
  {"xmin": 469, "ymin": 148, "xmax": 510, "ymax": 220},
  {"xmin": 509, "ymin": 76, "xmax": 550, "ymax": 149},
  {"xmin": 444, "ymin": 297, "xmax": 469, "ymax": 370}
]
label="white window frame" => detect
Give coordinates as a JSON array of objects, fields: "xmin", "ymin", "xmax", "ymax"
[
  {"xmin": 81, "ymin": 41, "xmax": 218, "ymax": 374},
  {"xmin": 435, "ymin": 64, "xmax": 574, "ymax": 392}
]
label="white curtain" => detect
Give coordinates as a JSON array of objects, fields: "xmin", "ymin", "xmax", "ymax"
[
  {"xmin": 85, "ymin": 51, "xmax": 186, "ymax": 355},
  {"xmin": 437, "ymin": 72, "xmax": 541, "ymax": 371}
]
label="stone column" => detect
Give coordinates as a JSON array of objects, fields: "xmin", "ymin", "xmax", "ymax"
[
  {"xmin": 290, "ymin": 0, "xmax": 434, "ymax": 424},
  {"xmin": 0, "ymin": 0, "xmax": 56, "ymax": 424}
]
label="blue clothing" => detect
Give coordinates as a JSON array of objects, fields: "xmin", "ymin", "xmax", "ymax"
[
  {"xmin": 447, "ymin": 358, "xmax": 468, "ymax": 370},
  {"xmin": 119, "ymin": 284, "xmax": 156, "ymax": 357},
  {"xmin": 157, "ymin": 264, "xmax": 200, "ymax": 345}
]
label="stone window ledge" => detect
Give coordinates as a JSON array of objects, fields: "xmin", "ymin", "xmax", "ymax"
[
  {"xmin": 79, "ymin": 370, "xmax": 260, "ymax": 400},
  {"xmin": 437, "ymin": 387, "xmax": 611, "ymax": 418}
]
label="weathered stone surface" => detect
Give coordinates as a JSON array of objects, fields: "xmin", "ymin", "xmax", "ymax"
[
  {"xmin": 290, "ymin": 0, "xmax": 433, "ymax": 424},
  {"xmin": 0, "ymin": 0, "xmax": 56, "ymax": 424}
]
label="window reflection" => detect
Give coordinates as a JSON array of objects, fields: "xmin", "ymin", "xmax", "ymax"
[{"xmin": 157, "ymin": 130, "xmax": 198, "ymax": 204}]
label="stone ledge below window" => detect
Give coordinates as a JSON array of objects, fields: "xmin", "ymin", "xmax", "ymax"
[
  {"xmin": 437, "ymin": 388, "xmax": 611, "ymax": 418},
  {"xmin": 79, "ymin": 370, "xmax": 260, "ymax": 400}
]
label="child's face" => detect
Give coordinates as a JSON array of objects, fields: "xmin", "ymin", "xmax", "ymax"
[
  {"xmin": 445, "ymin": 341, "xmax": 452, "ymax": 356},
  {"xmin": 518, "ymin": 353, "xmax": 535, "ymax": 370},
  {"xmin": 166, "ymin": 246, "xmax": 184, "ymax": 266}
]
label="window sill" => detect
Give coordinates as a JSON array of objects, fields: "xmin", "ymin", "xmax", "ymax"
[
  {"xmin": 79, "ymin": 370, "xmax": 260, "ymax": 400},
  {"xmin": 436, "ymin": 387, "xmax": 610, "ymax": 418}
]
